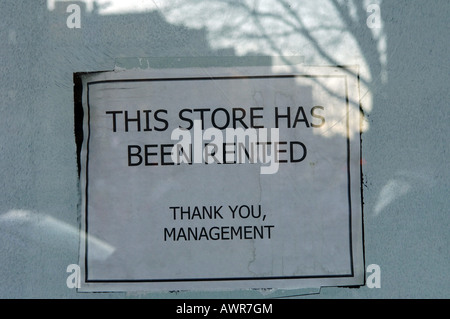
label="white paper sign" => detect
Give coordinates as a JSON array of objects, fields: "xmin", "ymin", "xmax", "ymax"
[{"xmin": 76, "ymin": 65, "xmax": 364, "ymax": 291}]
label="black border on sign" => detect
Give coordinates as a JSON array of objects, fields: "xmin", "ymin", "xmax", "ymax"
[{"xmin": 82, "ymin": 74, "xmax": 356, "ymax": 284}]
